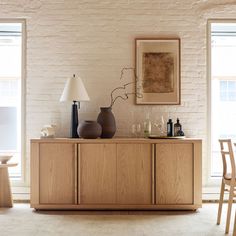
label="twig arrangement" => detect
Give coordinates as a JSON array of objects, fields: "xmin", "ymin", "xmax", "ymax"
[{"xmin": 109, "ymin": 67, "xmax": 143, "ymax": 108}]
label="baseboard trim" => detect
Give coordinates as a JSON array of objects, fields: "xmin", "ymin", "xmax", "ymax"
[{"xmin": 13, "ymin": 199, "xmax": 30, "ymax": 203}]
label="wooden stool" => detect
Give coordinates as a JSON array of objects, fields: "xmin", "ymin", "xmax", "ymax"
[{"xmin": 0, "ymin": 163, "xmax": 18, "ymax": 207}]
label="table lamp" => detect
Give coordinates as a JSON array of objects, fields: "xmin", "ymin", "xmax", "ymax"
[{"xmin": 60, "ymin": 74, "xmax": 90, "ymax": 138}]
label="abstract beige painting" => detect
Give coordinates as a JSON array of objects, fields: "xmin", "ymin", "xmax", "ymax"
[
  {"xmin": 135, "ymin": 38, "xmax": 180, "ymax": 105},
  {"xmin": 142, "ymin": 52, "xmax": 174, "ymax": 93}
]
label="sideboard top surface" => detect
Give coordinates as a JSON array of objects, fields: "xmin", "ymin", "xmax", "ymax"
[{"xmin": 31, "ymin": 137, "xmax": 202, "ymax": 144}]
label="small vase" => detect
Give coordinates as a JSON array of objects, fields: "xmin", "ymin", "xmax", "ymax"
[
  {"xmin": 97, "ymin": 107, "xmax": 116, "ymax": 138},
  {"xmin": 78, "ymin": 120, "xmax": 102, "ymax": 139}
]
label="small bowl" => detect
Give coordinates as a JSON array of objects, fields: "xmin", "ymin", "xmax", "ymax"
[{"xmin": 0, "ymin": 155, "xmax": 12, "ymax": 164}]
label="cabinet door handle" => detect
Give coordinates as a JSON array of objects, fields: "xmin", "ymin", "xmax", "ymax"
[
  {"xmin": 74, "ymin": 143, "xmax": 78, "ymax": 204},
  {"xmin": 77, "ymin": 144, "xmax": 81, "ymax": 204},
  {"xmin": 151, "ymin": 144, "xmax": 156, "ymax": 205}
]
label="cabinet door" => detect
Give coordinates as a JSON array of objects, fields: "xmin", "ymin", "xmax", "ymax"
[
  {"xmin": 79, "ymin": 144, "xmax": 116, "ymax": 204},
  {"xmin": 117, "ymin": 144, "xmax": 152, "ymax": 204},
  {"xmin": 155, "ymin": 143, "xmax": 193, "ymax": 205},
  {"xmin": 39, "ymin": 143, "xmax": 77, "ymax": 204}
]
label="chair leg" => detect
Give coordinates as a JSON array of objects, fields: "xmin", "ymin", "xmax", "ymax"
[
  {"xmin": 232, "ymin": 210, "xmax": 236, "ymax": 236},
  {"xmin": 225, "ymin": 186, "xmax": 234, "ymax": 234},
  {"xmin": 217, "ymin": 179, "xmax": 225, "ymax": 225}
]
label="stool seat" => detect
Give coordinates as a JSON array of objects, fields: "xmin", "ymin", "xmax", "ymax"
[
  {"xmin": 0, "ymin": 163, "xmax": 18, "ymax": 168},
  {"xmin": 0, "ymin": 162, "xmax": 18, "ymax": 208}
]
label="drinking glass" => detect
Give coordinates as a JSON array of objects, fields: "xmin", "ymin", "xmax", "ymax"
[
  {"xmin": 131, "ymin": 124, "xmax": 137, "ymax": 137},
  {"xmin": 131, "ymin": 123, "xmax": 142, "ymax": 138},
  {"xmin": 154, "ymin": 115, "xmax": 165, "ymax": 136},
  {"xmin": 136, "ymin": 123, "xmax": 142, "ymax": 137}
]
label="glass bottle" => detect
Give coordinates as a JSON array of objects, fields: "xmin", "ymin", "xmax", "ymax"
[
  {"xmin": 174, "ymin": 118, "xmax": 182, "ymax": 136},
  {"xmin": 143, "ymin": 114, "xmax": 152, "ymax": 138},
  {"xmin": 167, "ymin": 119, "xmax": 174, "ymax": 137}
]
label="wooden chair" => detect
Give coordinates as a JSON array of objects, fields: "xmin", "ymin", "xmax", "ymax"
[
  {"xmin": 217, "ymin": 139, "xmax": 236, "ymax": 234},
  {"xmin": 0, "ymin": 162, "xmax": 18, "ymax": 207}
]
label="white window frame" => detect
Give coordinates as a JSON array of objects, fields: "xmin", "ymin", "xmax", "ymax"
[
  {"xmin": 0, "ymin": 19, "xmax": 27, "ymax": 187},
  {"xmin": 206, "ymin": 19, "xmax": 236, "ymax": 189}
]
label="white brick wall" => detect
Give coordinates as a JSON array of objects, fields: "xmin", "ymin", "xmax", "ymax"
[{"xmin": 1, "ymin": 0, "xmax": 235, "ymax": 186}]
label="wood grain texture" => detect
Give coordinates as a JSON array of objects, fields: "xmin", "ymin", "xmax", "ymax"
[
  {"xmin": 233, "ymin": 209, "xmax": 236, "ymax": 236},
  {"xmin": 0, "ymin": 163, "xmax": 18, "ymax": 168},
  {"xmin": 39, "ymin": 143, "xmax": 77, "ymax": 204},
  {"xmin": 0, "ymin": 168, "xmax": 12, "ymax": 207},
  {"xmin": 30, "ymin": 139, "xmax": 202, "ymax": 210},
  {"xmin": 117, "ymin": 144, "xmax": 152, "ymax": 204},
  {"xmin": 79, "ymin": 144, "xmax": 117, "ymax": 204},
  {"xmin": 30, "ymin": 142, "xmax": 40, "ymax": 206},
  {"xmin": 74, "ymin": 144, "xmax": 78, "ymax": 204},
  {"xmin": 193, "ymin": 141, "xmax": 202, "ymax": 206},
  {"xmin": 218, "ymin": 139, "xmax": 235, "ymax": 234},
  {"xmin": 152, "ymin": 144, "xmax": 155, "ymax": 204},
  {"xmin": 31, "ymin": 138, "xmax": 202, "ymax": 144},
  {"xmin": 31, "ymin": 203, "xmax": 200, "ymax": 210},
  {"xmin": 155, "ymin": 143, "xmax": 193, "ymax": 205}
]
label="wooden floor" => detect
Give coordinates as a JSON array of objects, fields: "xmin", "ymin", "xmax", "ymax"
[{"xmin": 0, "ymin": 203, "xmax": 234, "ymax": 235}]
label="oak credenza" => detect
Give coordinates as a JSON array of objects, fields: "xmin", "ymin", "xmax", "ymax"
[{"xmin": 30, "ymin": 138, "xmax": 202, "ymax": 210}]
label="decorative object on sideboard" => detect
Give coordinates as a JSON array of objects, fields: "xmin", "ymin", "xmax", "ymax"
[
  {"xmin": 167, "ymin": 119, "xmax": 174, "ymax": 137},
  {"xmin": 149, "ymin": 117, "xmax": 185, "ymax": 139},
  {"xmin": 143, "ymin": 113, "xmax": 152, "ymax": 138},
  {"xmin": 78, "ymin": 121, "xmax": 102, "ymax": 139},
  {"xmin": 97, "ymin": 107, "xmax": 116, "ymax": 138},
  {"xmin": 167, "ymin": 118, "xmax": 185, "ymax": 137},
  {"xmin": 174, "ymin": 118, "xmax": 182, "ymax": 136},
  {"xmin": 153, "ymin": 115, "xmax": 166, "ymax": 137},
  {"xmin": 109, "ymin": 67, "xmax": 142, "ymax": 108},
  {"xmin": 135, "ymin": 38, "xmax": 181, "ymax": 105},
  {"xmin": 60, "ymin": 74, "xmax": 90, "ymax": 138},
  {"xmin": 40, "ymin": 124, "xmax": 56, "ymax": 138},
  {"xmin": 177, "ymin": 129, "xmax": 185, "ymax": 136},
  {"xmin": 174, "ymin": 118, "xmax": 185, "ymax": 136},
  {"xmin": 131, "ymin": 123, "xmax": 142, "ymax": 138},
  {"xmin": 97, "ymin": 67, "xmax": 142, "ymax": 138}
]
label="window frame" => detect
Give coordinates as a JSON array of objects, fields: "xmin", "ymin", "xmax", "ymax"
[
  {"xmin": 207, "ymin": 19, "xmax": 236, "ymax": 188},
  {"xmin": 0, "ymin": 19, "xmax": 27, "ymax": 186}
]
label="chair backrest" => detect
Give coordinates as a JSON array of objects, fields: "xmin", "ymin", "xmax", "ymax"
[{"xmin": 219, "ymin": 139, "xmax": 236, "ymax": 180}]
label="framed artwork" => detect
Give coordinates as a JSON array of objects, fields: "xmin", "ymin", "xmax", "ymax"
[{"xmin": 135, "ymin": 38, "xmax": 180, "ymax": 105}]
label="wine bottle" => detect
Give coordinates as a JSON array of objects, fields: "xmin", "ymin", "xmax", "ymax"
[{"xmin": 167, "ymin": 119, "xmax": 174, "ymax": 137}]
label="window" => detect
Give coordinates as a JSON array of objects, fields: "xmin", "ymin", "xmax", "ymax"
[
  {"xmin": 209, "ymin": 22, "xmax": 236, "ymax": 177},
  {"xmin": 0, "ymin": 21, "xmax": 25, "ymax": 179},
  {"xmin": 220, "ymin": 81, "xmax": 236, "ymax": 101}
]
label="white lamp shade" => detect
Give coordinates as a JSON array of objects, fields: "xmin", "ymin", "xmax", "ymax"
[{"xmin": 60, "ymin": 75, "xmax": 90, "ymax": 102}]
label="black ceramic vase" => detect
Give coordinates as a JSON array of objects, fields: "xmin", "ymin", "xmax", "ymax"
[
  {"xmin": 78, "ymin": 120, "xmax": 102, "ymax": 139},
  {"xmin": 97, "ymin": 107, "xmax": 116, "ymax": 138}
]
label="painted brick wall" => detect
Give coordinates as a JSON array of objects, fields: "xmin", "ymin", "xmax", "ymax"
[{"xmin": 1, "ymin": 0, "xmax": 236, "ymax": 186}]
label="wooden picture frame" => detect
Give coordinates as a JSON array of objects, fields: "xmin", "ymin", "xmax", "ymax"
[{"xmin": 135, "ymin": 38, "xmax": 181, "ymax": 105}]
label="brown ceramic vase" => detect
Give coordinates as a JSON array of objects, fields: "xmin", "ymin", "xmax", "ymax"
[
  {"xmin": 78, "ymin": 120, "xmax": 102, "ymax": 139},
  {"xmin": 97, "ymin": 107, "xmax": 116, "ymax": 138}
]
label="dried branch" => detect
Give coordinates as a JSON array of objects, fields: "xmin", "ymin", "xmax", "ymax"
[{"xmin": 109, "ymin": 67, "xmax": 142, "ymax": 108}]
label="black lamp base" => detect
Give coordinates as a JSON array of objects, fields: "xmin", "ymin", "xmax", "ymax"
[{"xmin": 71, "ymin": 101, "xmax": 79, "ymax": 138}]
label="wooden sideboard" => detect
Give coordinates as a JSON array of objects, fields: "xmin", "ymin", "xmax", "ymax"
[{"xmin": 30, "ymin": 138, "xmax": 202, "ymax": 210}]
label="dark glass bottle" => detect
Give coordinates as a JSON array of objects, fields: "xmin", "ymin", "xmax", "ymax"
[
  {"xmin": 174, "ymin": 118, "xmax": 182, "ymax": 136},
  {"xmin": 167, "ymin": 119, "xmax": 174, "ymax": 137}
]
